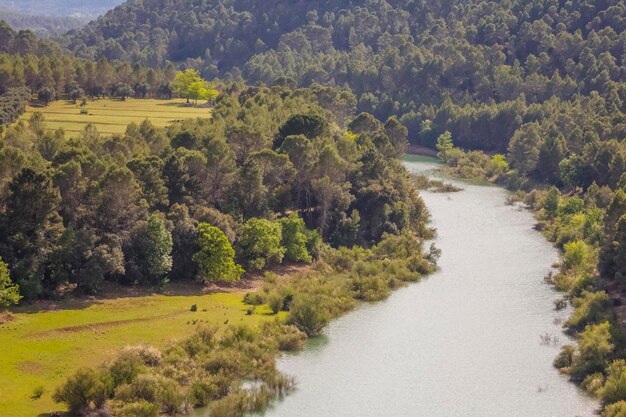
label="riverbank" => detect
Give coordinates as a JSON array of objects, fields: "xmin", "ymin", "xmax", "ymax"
[
  {"xmin": 428, "ymin": 147, "xmax": 626, "ymax": 416},
  {"xmin": 254, "ymin": 157, "xmax": 598, "ymax": 417},
  {"xmin": 45, "ymin": 232, "xmax": 437, "ymax": 417},
  {"xmin": 407, "ymin": 143, "xmax": 438, "ymax": 157}
]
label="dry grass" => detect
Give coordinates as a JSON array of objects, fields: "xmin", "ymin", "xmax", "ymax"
[{"xmin": 18, "ymin": 97, "xmax": 212, "ymax": 135}]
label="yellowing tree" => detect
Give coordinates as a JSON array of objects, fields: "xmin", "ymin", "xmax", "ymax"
[{"xmin": 171, "ymin": 69, "xmax": 218, "ymax": 105}]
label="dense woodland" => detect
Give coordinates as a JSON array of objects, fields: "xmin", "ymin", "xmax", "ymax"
[
  {"xmin": 0, "ymin": 82, "xmax": 426, "ymax": 300},
  {"xmin": 62, "ymin": 0, "xmax": 625, "ymax": 147}
]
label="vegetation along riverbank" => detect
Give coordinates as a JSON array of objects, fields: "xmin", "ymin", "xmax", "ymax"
[
  {"xmin": 0, "ymin": 80, "xmax": 438, "ymax": 416},
  {"xmin": 431, "ymin": 130, "xmax": 626, "ymax": 416}
]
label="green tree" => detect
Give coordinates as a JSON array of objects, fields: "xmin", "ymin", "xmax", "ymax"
[
  {"xmin": 0, "ymin": 168, "xmax": 63, "ymax": 298},
  {"xmin": 124, "ymin": 215, "xmax": 173, "ymax": 287},
  {"xmin": 0, "ymin": 259, "xmax": 20, "ymax": 308},
  {"xmin": 193, "ymin": 223, "xmax": 243, "ymax": 283},
  {"xmin": 543, "ymin": 187, "xmax": 561, "ymax": 218},
  {"xmin": 280, "ymin": 214, "xmax": 312, "ymax": 263},
  {"xmin": 436, "ymin": 131, "xmax": 453, "ymax": 163},
  {"xmin": 236, "ymin": 218, "xmax": 285, "ymax": 271},
  {"xmin": 287, "ymin": 295, "xmax": 329, "ymax": 337}
]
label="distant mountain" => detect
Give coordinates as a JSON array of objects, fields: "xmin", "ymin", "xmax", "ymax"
[
  {"xmin": 0, "ymin": 9, "xmax": 87, "ymax": 36},
  {"xmin": 0, "ymin": 0, "xmax": 124, "ymax": 19}
]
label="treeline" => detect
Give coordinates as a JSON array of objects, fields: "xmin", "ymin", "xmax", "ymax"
[
  {"xmin": 0, "ymin": 83, "xmax": 428, "ymax": 300},
  {"xmin": 62, "ymin": 0, "xmax": 625, "ymax": 145},
  {"xmin": 0, "ymin": 21, "xmax": 176, "ymax": 102},
  {"xmin": 0, "ymin": 87, "xmax": 30, "ymax": 125}
]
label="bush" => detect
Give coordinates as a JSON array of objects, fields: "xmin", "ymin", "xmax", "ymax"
[
  {"xmin": 267, "ymin": 292, "xmax": 283, "ymax": 314},
  {"xmin": 114, "ymin": 374, "xmax": 182, "ymax": 414},
  {"xmin": 31, "ymin": 386, "xmax": 44, "ymax": 399},
  {"xmin": 115, "ymin": 400, "xmax": 159, "ymax": 417},
  {"xmin": 190, "ymin": 379, "xmax": 221, "ymax": 406},
  {"xmin": 566, "ymin": 291, "xmax": 613, "ymax": 331},
  {"xmin": 603, "ymin": 401, "xmax": 626, "ymax": 417},
  {"xmin": 570, "ymin": 322, "xmax": 615, "ymax": 381},
  {"xmin": 243, "ymin": 292, "xmax": 265, "ymax": 306},
  {"xmin": 554, "ymin": 345, "xmax": 575, "ymax": 370},
  {"xmin": 53, "ymin": 368, "xmax": 108, "ymax": 415},
  {"xmin": 599, "ymin": 360, "xmax": 626, "ymax": 405},
  {"xmin": 287, "ymin": 296, "xmax": 329, "ymax": 337},
  {"xmin": 563, "ymin": 240, "xmax": 593, "ymax": 271},
  {"xmin": 121, "ymin": 345, "xmax": 162, "ymax": 366},
  {"xmin": 109, "ymin": 352, "xmax": 146, "ymax": 387}
]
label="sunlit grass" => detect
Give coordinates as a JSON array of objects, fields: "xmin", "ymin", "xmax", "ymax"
[
  {"xmin": 18, "ymin": 97, "xmax": 212, "ymax": 135},
  {"xmin": 0, "ymin": 291, "xmax": 277, "ymax": 417}
]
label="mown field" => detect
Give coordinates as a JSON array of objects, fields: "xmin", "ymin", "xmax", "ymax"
[
  {"xmin": 0, "ymin": 290, "xmax": 277, "ymax": 417},
  {"xmin": 18, "ymin": 98, "xmax": 212, "ymax": 135}
]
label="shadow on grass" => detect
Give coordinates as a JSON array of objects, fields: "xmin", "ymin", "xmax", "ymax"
[{"xmin": 9, "ymin": 278, "xmax": 259, "ymax": 315}]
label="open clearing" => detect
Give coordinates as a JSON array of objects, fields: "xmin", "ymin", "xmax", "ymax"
[
  {"xmin": 0, "ymin": 290, "xmax": 278, "ymax": 417},
  {"xmin": 18, "ymin": 98, "xmax": 212, "ymax": 135}
]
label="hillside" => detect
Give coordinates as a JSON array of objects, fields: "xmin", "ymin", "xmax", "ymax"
[
  {"xmin": 0, "ymin": 10, "xmax": 86, "ymax": 36},
  {"xmin": 64, "ymin": 0, "xmax": 626, "ymax": 150},
  {"xmin": 0, "ymin": 0, "xmax": 124, "ymax": 18}
]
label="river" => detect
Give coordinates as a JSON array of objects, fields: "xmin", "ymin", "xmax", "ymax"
[{"xmin": 195, "ymin": 156, "xmax": 599, "ymax": 417}]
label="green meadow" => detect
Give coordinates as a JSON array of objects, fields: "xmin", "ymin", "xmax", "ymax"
[
  {"xmin": 18, "ymin": 98, "xmax": 212, "ymax": 135},
  {"xmin": 0, "ymin": 291, "xmax": 278, "ymax": 417}
]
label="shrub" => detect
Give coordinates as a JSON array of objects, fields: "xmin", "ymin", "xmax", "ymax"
[
  {"xmin": 190, "ymin": 379, "xmax": 221, "ymax": 406},
  {"xmin": 570, "ymin": 322, "xmax": 615, "ymax": 380},
  {"xmin": 276, "ymin": 327, "xmax": 307, "ymax": 351},
  {"xmin": 208, "ymin": 392, "xmax": 246, "ymax": 417},
  {"xmin": 53, "ymin": 368, "xmax": 108, "ymax": 415},
  {"xmin": 599, "ymin": 360, "xmax": 626, "ymax": 405},
  {"xmin": 603, "ymin": 401, "xmax": 626, "ymax": 417},
  {"xmin": 563, "ymin": 240, "xmax": 593, "ymax": 271},
  {"xmin": 287, "ymin": 296, "xmax": 329, "ymax": 337},
  {"xmin": 109, "ymin": 352, "xmax": 146, "ymax": 387},
  {"xmin": 121, "ymin": 345, "xmax": 162, "ymax": 367},
  {"xmin": 31, "ymin": 386, "xmax": 44, "ymax": 399},
  {"xmin": 243, "ymin": 292, "xmax": 265, "ymax": 306},
  {"xmin": 566, "ymin": 291, "xmax": 613, "ymax": 331},
  {"xmin": 267, "ymin": 292, "xmax": 283, "ymax": 314},
  {"xmin": 115, "ymin": 400, "xmax": 159, "ymax": 417},
  {"xmin": 114, "ymin": 374, "xmax": 182, "ymax": 415},
  {"xmin": 554, "ymin": 345, "xmax": 575, "ymax": 370},
  {"xmin": 350, "ymin": 275, "xmax": 390, "ymax": 301}
]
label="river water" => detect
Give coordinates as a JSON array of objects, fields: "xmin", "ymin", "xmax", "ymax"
[{"xmin": 195, "ymin": 156, "xmax": 599, "ymax": 417}]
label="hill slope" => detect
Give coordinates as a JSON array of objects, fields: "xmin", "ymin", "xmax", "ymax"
[
  {"xmin": 64, "ymin": 0, "xmax": 626, "ymax": 149},
  {"xmin": 0, "ymin": 0, "xmax": 124, "ymax": 18}
]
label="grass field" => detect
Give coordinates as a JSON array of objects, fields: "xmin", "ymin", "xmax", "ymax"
[
  {"xmin": 18, "ymin": 98, "xmax": 212, "ymax": 135},
  {"xmin": 0, "ymin": 290, "xmax": 278, "ymax": 417}
]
